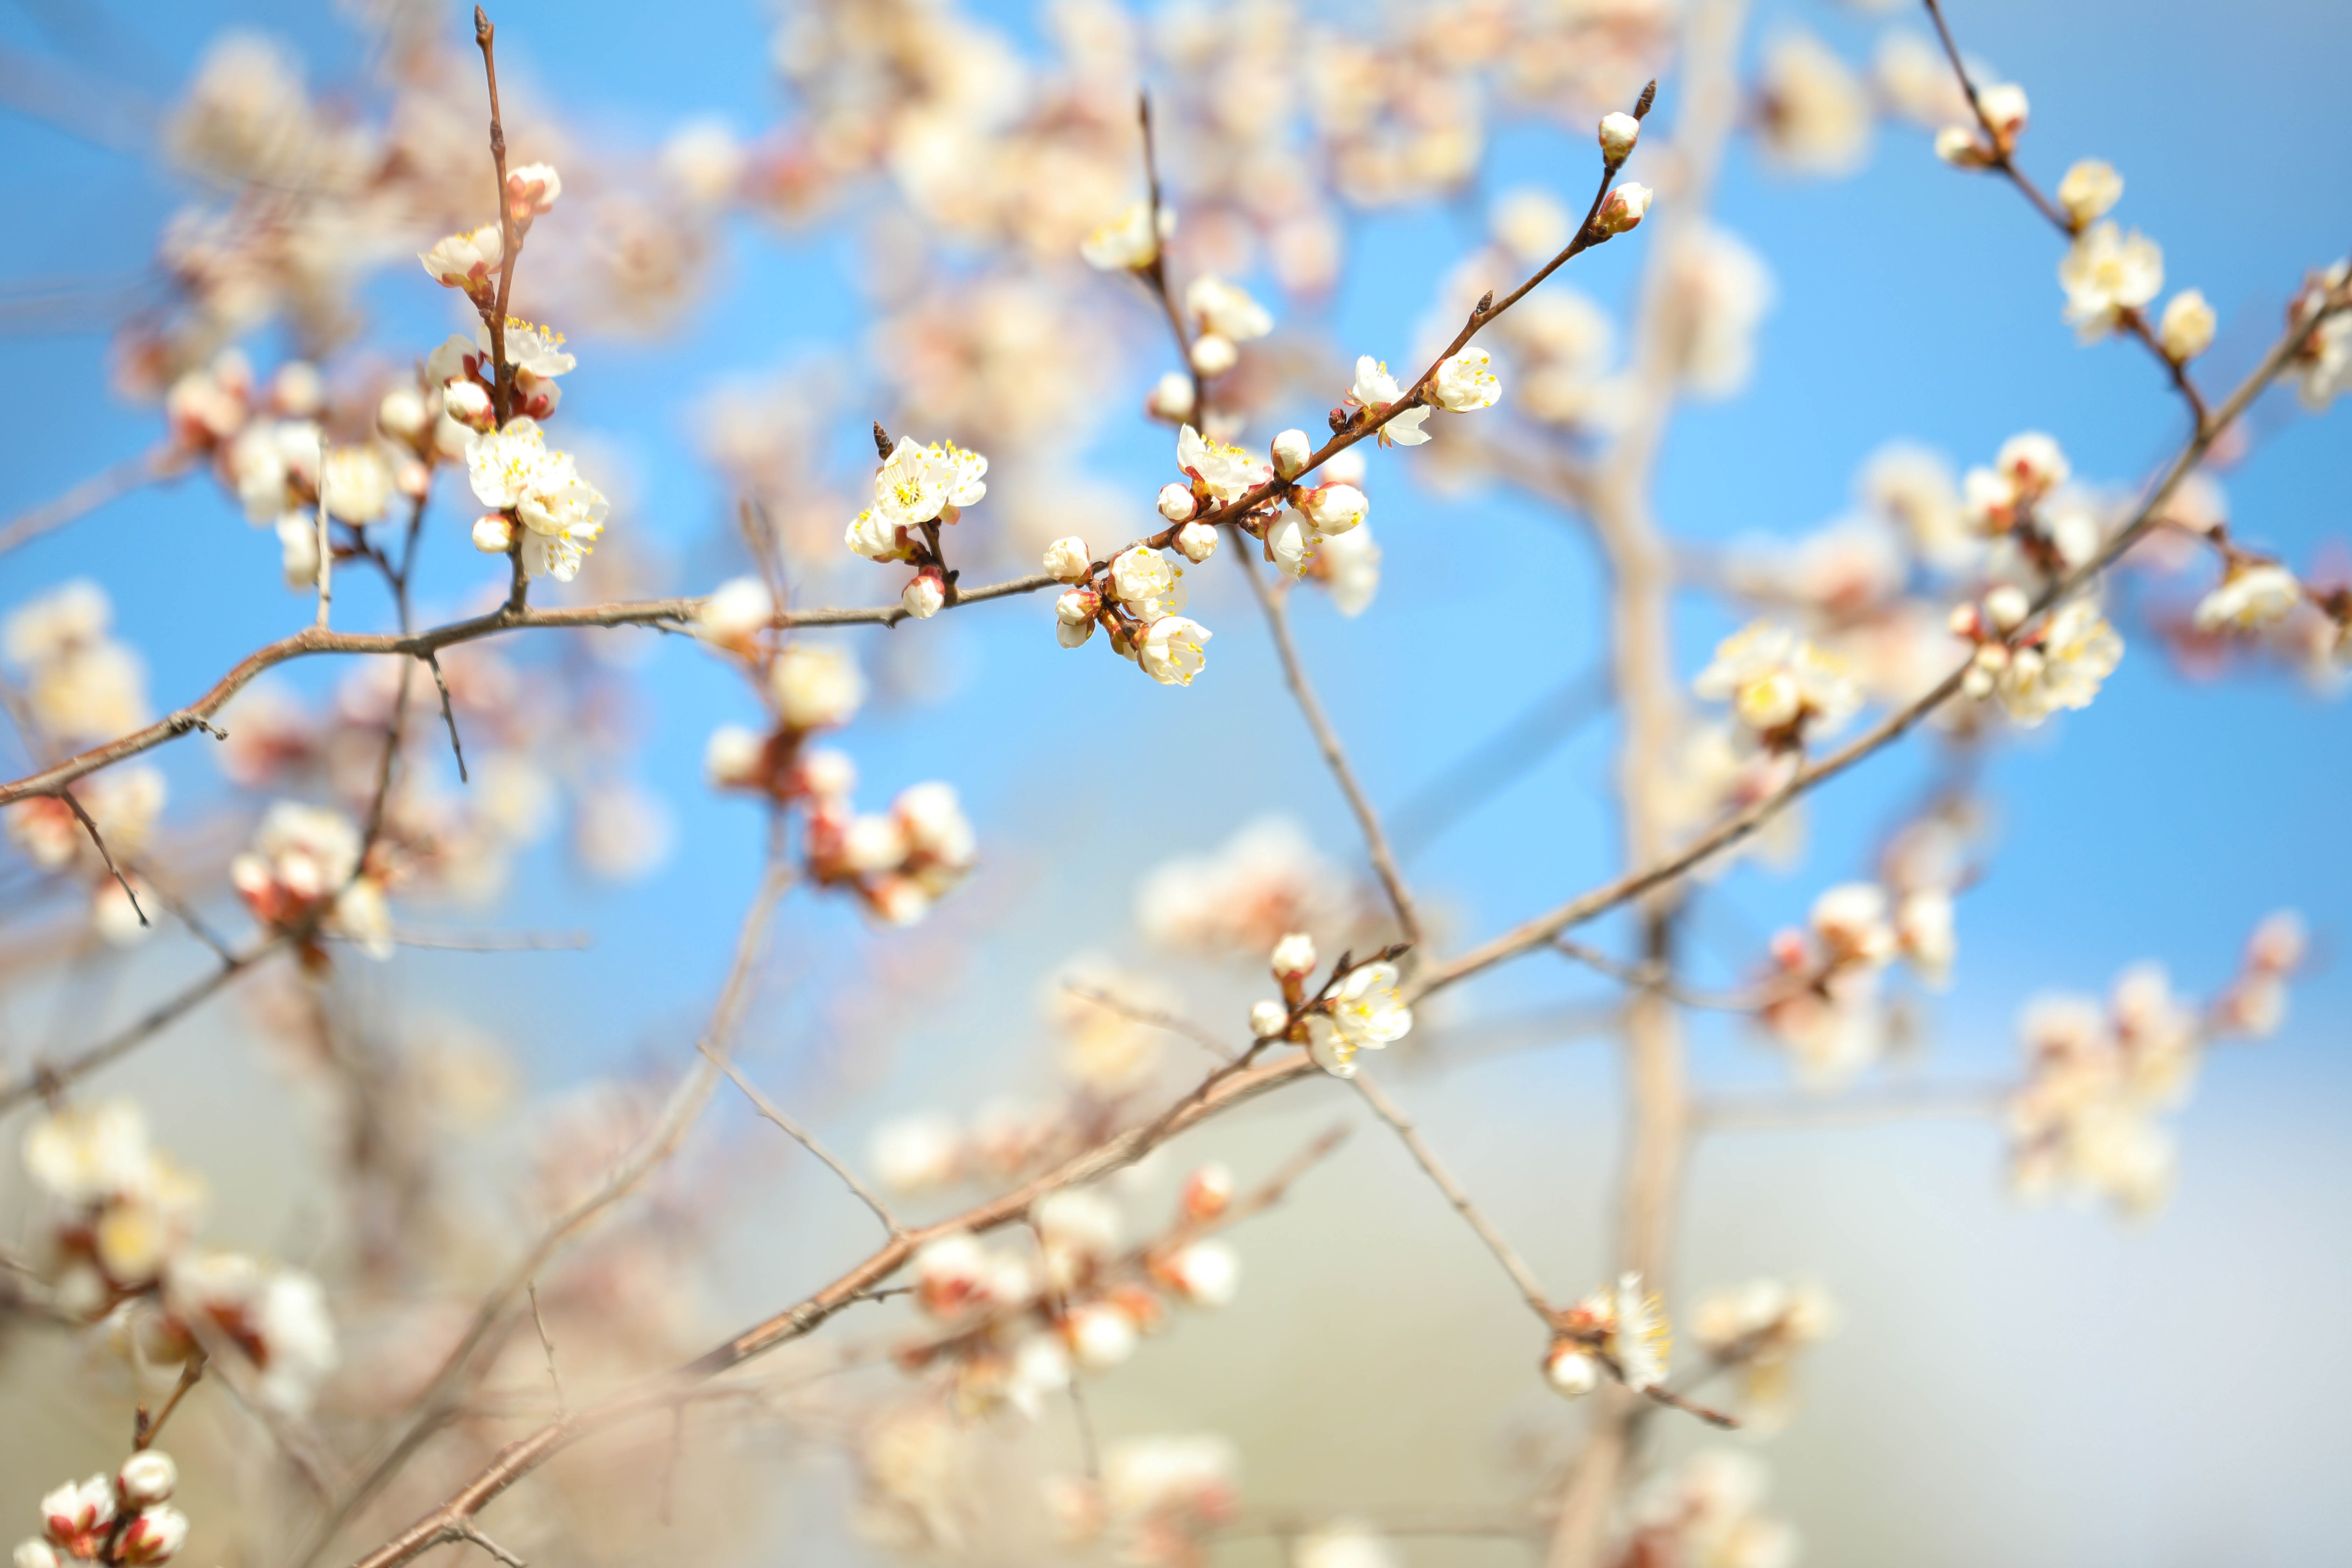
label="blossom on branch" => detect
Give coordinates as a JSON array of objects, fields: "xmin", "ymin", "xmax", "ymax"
[{"xmin": 2059, "ymin": 222, "xmax": 2163, "ymax": 341}]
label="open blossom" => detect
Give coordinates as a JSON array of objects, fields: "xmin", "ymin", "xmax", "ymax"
[
  {"xmin": 1176, "ymin": 423, "xmax": 1270, "ymax": 503},
  {"xmin": 1612, "ymin": 1272, "xmax": 1671, "ymax": 1390},
  {"xmin": 478, "ymin": 315, "xmax": 576, "ymax": 379},
  {"xmin": 1310, "ymin": 524, "xmax": 1381, "ymax": 617},
  {"xmin": 1307, "ymin": 961, "xmax": 1410, "ymax": 1077},
  {"xmin": 2193, "ymin": 563, "xmax": 2300, "ymax": 633},
  {"xmin": 1431, "ymin": 346, "xmax": 1501, "ymax": 411},
  {"xmin": 1296, "ymin": 484, "xmax": 1367, "ymax": 536},
  {"xmin": 2059, "ymin": 222, "xmax": 2163, "ymax": 340},
  {"xmin": 1346, "ymin": 357, "xmax": 1431, "ymax": 446},
  {"xmin": 1993, "ymin": 599, "xmax": 2122, "ymax": 725},
  {"xmin": 38, "ymin": 1477, "xmax": 114, "ymax": 1557},
  {"xmin": 463, "ymin": 418, "xmax": 608, "ymax": 582},
  {"xmin": 320, "ymin": 443, "xmax": 395, "ymax": 525},
  {"xmin": 2291, "ymin": 262, "xmax": 2351, "ymax": 410},
  {"xmin": 1080, "ymin": 201, "xmax": 1167, "ymax": 271},
  {"xmin": 161, "ymin": 1251, "xmax": 338, "ymax": 1412},
  {"xmin": 418, "ymin": 223, "xmax": 502, "ymax": 293},
  {"xmin": 2058, "ymin": 159, "xmax": 2123, "ymax": 226},
  {"xmin": 1109, "ymin": 547, "xmax": 1183, "ymax": 612},
  {"xmin": 1694, "ymin": 621, "xmax": 1862, "ymax": 741},
  {"xmin": 1137, "ymin": 616, "xmax": 1212, "ymax": 687},
  {"xmin": 870, "ymin": 436, "xmax": 988, "ymax": 533},
  {"xmin": 771, "ymin": 644, "xmax": 864, "ymax": 730},
  {"xmin": 230, "ymin": 800, "xmax": 392, "ymax": 958},
  {"xmin": 1182, "ymin": 276, "xmax": 1273, "ymax": 343}
]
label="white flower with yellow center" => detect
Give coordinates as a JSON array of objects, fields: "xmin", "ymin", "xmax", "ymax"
[
  {"xmin": 1611, "ymin": 1272, "xmax": 1670, "ymax": 1390},
  {"xmin": 1431, "ymin": 347, "xmax": 1502, "ymax": 412},
  {"xmin": 2192, "ymin": 563, "xmax": 2300, "ymax": 634},
  {"xmin": 2059, "ymin": 222, "xmax": 2163, "ymax": 341},
  {"xmin": 1308, "ymin": 961, "xmax": 1411, "ymax": 1076},
  {"xmin": 1694, "ymin": 621, "xmax": 1861, "ymax": 740},
  {"xmin": 1080, "ymin": 201, "xmax": 1167, "ymax": 271},
  {"xmin": 1996, "ymin": 599, "xmax": 2122, "ymax": 725},
  {"xmin": 1109, "ymin": 547, "xmax": 1184, "ymax": 615},
  {"xmin": 1137, "ymin": 615, "xmax": 1212, "ymax": 687},
  {"xmin": 1176, "ymin": 424, "xmax": 1271, "ymax": 504},
  {"xmin": 418, "ymin": 224, "xmax": 502, "ymax": 293},
  {"xmin": 477, "ymin": 315, "xmax": 576, "ymax": 378},
  {"xmin": 1348, "ymin": 356, "xmax": 1432, "ymax": 445}
]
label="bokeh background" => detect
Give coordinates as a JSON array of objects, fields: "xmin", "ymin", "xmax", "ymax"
[{"xmin": 1, "ymin": 0, "xmax": 2348, "ymax": 1562}]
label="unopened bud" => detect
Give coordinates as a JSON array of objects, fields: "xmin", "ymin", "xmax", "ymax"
[
  {"xmin": 1270, "ymin": 931, "xmax": 1318, "ymax": 980},
  {"xmin": 2158, "ymin": 289, "xmax": 2216, "ymax": 362},
  {"xmin": 471, "ymin": 513, "xmax": 515, "ymax": 553},
  {"xmin": 1545, "ymin": 1342, "xmax": 1600, "ymax": 1398},
  {"xmin": 1598, "ymin": 111, "xmax": 1640, "ymax": 162},
  {"xmin": 377, "ymin": 386, "xmax": 428, "ymax": 441},
  {"xmin": 505, "ymin": 161, "xmax": 562, "ymax": 221},
  {"xmin": 1172, "ymin": 522, "xmax": 1218, "ymax": 563},
  {"xmin": 1055, "ymin": 586, "xmax": 1100, "ymax": 626},
  {"xmin": 1594, "ymin": 182, "xmax": 1652, "ymax": 237},
  {"xmin": 1976, "ymin": 83, "xmax": 2029, "ymax": 144},
  {"xmin": 1144, "ymin": 371, "xmax": 1196, "ymax": 422},
  {"xmin": 1043, "ymin": 536, "xmax": 1093, "ymax": 581},
  {"xmin": 1181, "ymin": 1162, "xmax": 1234, "ymax": 1222},
  {"xmin": 118, "ymin": 1452, "xmax": 177, "ymax": 1506},
  {"xmin": 902, "ymin": 568, "xmax": 947, "ymax": 620},
  {"xmin": 1249, "ymin": 999, "xmax": 1289, "ymax": 1038},
  {"xmin": 1982, "ymin": 584, "xmax": 2030, "ymax": 633},
  {"xmin": 1934, "ymin": 126, "xmax": 1994, "ymax": 168},
  {"xmin": 1270, "ymin": 428, "xmax": 1314, "ymax": 480},
  {"xmin": 705, "ymin": 724, "xmax": 768, "ymax": 789},
  {"xmin": 443, "ymin": 378, "xmax": 494, "ymax": 430},
  {"xmin": 1189, "ymin": 332, "xmax": 1237, "ymax": 377},
  {"xmin": 1157, "ymin": 483, "xmax": 1199, "ymax": 524}
]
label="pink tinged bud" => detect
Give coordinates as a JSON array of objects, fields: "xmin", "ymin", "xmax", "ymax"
[
  {"xmin": 1162, "ymin": 1238, "xmax": 1239, "ymax": 1307},
  {"xmin": 704, "ymin": 725, "xmax": 767, "ymax": 790},
  {"xmin": 1172, "ymin": 522, "xmax": 1218, "ymax": 563},
  {"xmin": 1043, "ymin": 536, "xmax": 1093, "ymax": 581},
  {"xmin": 1066, "ymin": 1302, "xmax": 1140, "ymax": 1370},
  {"xmin": 2247, "ymin": 909, "xmax": 2307, "ymax": 975},
  {"xmin": 1055, "ymin": 587, "xmax": 1100, "ymax": 649},
  {"xmin": 1181, "ymin": 1162, "xmax": 1234, "ymax": 1222},
  {"xmin": 1269, "ymin": 930, "xmax": 1318, "ymax": 980},
  {"xmin": 1157, "ymin": 483, "xmax": 1199, "ymax": 523},
  {"xmin": 1144, "ymin": 371, "xmax": 1195, "ymax": 422},
  {"xmin": 1948, "ymin": 602, "xmax": 1985, "ymax": 640},
  {"xmin": 1598, "ymin": 111, "xmax": 1641, "ymax": 162},
  {"xmin": 1297, "ymin": 483, "xmax": 1367, "ymax": 535},
  {"xmin": 1976, "ymin": 82, "xmax": 2029, "ymax": 142},
  {"xmin": 1982, "ymin": 584, "xmax": 2030, "ymax": 633},
  {"xmin": 117, "ymin": 1509, "xmax": 188, "ymax": 1567},
  {"xmin": 1934, "ymin": 126, "xmax": 1994, "ymax": 168},
  {"xmin": 443, "ymin": 379, "xmax": 494, "ymax": 431},
  {"xmin": 505, "ymin": 162, "xmax": 562, "ymax": 220},
  {"xmin": 1594, "ymin": 182, "xmax": 1652, "ymax": 236},
  {"xmin": 1189, "ymin": 332, "xmax": 1238, "ymax": 377},
  {"xmin": 797, "ymin": 748, "xmax": 856, "ymax": 800},
  {"xmin": 1270, "ymin": 428, "xmax": 1314, "ymax": 480},
  {"xmin": 471, "ymin": 514, "xmax": 516, "ymax": 553},
  {"xmin": 902, "ymin": 568, "xmax": 947, "ymax": 620},
  {"xmin": 117, "ymin": 1453, "xmax": 177, "ymax": 1506}
]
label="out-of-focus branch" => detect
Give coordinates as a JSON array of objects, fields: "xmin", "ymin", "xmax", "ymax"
[
  {"xmin": 1693, "ymin": 1080, "xmax": 2010, "ymax": 1132},
  {"xmin": 705, "ymin": 1044, "xmax": 902, "ymax": 1236},
  {"xmin": 1350, "ymin": 1069, "xmax": 1552, "ymax": 1317},
  {"xmin": 1231, "ymin": 548, "xmax": 1422, "ymax": 948},
  {"xmin": 0, "ymin": 938, "xmax": 282, "ymax": 1114},
  {"xmin": 0, "ymin": 446, "xmax": 173, "ymax": 557}
]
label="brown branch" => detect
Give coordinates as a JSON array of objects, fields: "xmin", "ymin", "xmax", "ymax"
[
  {"xmin": 472, "ymin": 6, "xmax": 527, "ymax": 612},
  {"xmin": 58, "ymin": 786, "xmax": 146, "ymax": 927},
  {"xmin": 1692, "ymin": 1079, "xmax": 2010, "ymax": 1132},
  {"xmin": 0, "ymin": 446, "xmax": 171, "ymax": 558},
  {"xmin": 1231, "ymin": 547, "xmax": 1422, "ymax": 948},
  {"xmin": 703, "ymin": 1043, "xmax": 902, "ymax": 1237},
  {"xmin": 1349, "ymin": 1069, "xmax": 1552, "ymax": 1317},
  {"xmin": 0, "ymin": 938, "xmax": 281, "ymax": 1114}
]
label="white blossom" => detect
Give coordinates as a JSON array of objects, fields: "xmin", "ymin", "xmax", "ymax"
[
  {"xmin": 1612, "ymin": 1272, "xmax": 1670, "ymax": 1390},
  {"xmin": 1296, "ymin": 484, "xmax": 1367, "ymax": 536},
  {"xmin": 771, "ymin": 644, "xmax": 865, "ymax": 730},
  {"xmin": 697, "ymin": 576, "xmax": 775, "ymax": 646},
  {"xmin": 1156, "ymin": 483, "xmax": 1198, "ymax": 523},
  {"xmin": 1081, "ymin": 201, "xmax": 1166, "ymax": 271},
  {"xmin": 1694, "ymin": 622, "xmax": 1862, "ymax": 740},
  {"xmin": 902, "ymin": 568, "xmax": 947, "ymax": 619},
  {"xmin": 1431, "ymin": 346, "xmax": 1502, "ymax": 411},
  {"xmin": 1176, "ymin": 424, "xmax": 1271, "ymax": 502},
  {"xmin": 2059, "ymin": 222, "xmax": 2164, "ymax": 340},
  {"xmin": 1313, "ymin": 524, "xmax": 1381, "ymax": 617},
  {"xmin": 1976, "ymin": 82, "xmax": 2029, "ymax": 142},
  {"xmin": 418, "ymin": 224, "xmax": 502, "ymax": 293},
  {"xmin": 1044, "ymin": 537, "xmax": 1093, "ymax": 580},
  {"xmin": 117, "ymin": 1453, "xmax": 176, "ymax": 1507},
  {"xmin": 1172, "ymin": 522, "xmax": 1218, "ymax": 563},
  {"xmin": 1162, "ymin": 1239, "xmax": 1239, "ymax": 1307},
  {"xmin": 1598, "ymin": 111, "xmax": 1641, "ymax": 162},
  {"xmin": 2193, "ymin": 563, "xmax": 2300, "ymax": 633},
  {"xmin": 1182, "ymin": 276, "xmax": 1273, "ymax": 342},
  {"xmin": 1137, "ymin": 616, "xmax": 1212, "ymax": 687},
  {"xmin": 1270, "ymin": 931, "xmax": 1318, "ymax": 979},
  {"xmin": 1347, "ymin": 357, "xmax": 1432, "ymax": 446},
  {"xmin": 2159, "ymin": 289, "xmax": 2216, "ymax": 361},
  {"xmin": 1270, "ymin": 428, "xmax": 1314, "ymax": 480},
  {"xmin": 2058, "ymin": 159, "xmax": 2123, "ymax": 226},
  {"xmin": 1995, "ymin": 600, "xmax": 2122, "ymax": 724}
]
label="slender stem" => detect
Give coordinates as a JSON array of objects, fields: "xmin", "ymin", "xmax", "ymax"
[
  {"xmin": 0, "ymin": 940, "xmax": 280, "ymax": 1113},
  {"xmin": 0, "ymin": 447, "xmax": 170, "ymax": 558},
  {"xmin": 1230, "ymin": 547, "xmax": 1423, "ymax": 948},
  {"xmin": 704, "ymin": 1043, "xmax": 902, "ymax": 1236},
  {"xmin": 1350, "ymin": 1069, "xmax": 1552, "ymax": 1317}
]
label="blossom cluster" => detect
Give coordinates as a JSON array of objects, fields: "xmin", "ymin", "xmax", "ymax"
[
  {"xmin": 1546, "ymin": 1270, "xmax": 1672, "ymax": 1397},
  {"xmin": 1246, "ymin": 932, "xmax": 1414, "ymax": 1079},
  {"xmin": 1689, "ymin": 1278, "xmax": 1838, "ymax": 1432},
  {"xmin": 1756, "ymin": 879, "xmax": 1956, "ymax": 1084},
  {"xmin": 14, "ymin": 1451, "xmax": 189, "ymax": 1568}
]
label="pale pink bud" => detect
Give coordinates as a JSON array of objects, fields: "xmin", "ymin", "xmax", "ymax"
[
  {"xmin": 1181, "ymin": 1162, "xmax": 1234, "ymax": 1222},
  {"xmin": 901, "ymin": 568, "xmax": 947, "ymax": 620},
  {"xmin": 1982, "ymin": 584, "xmax": 2030, "ymax": 633},
  {"xmin": 1157, "ymin": 483, "xmax": 1199, "ymax": 524},
  {"xmin": 471, "ymin": 514, "xmax": 516, "ymax": 553},
  {"xmin": 505, "ymin": 162, "xmax": 562, "ymax": 222},
  {"xmin": 1172, "ymin": 522, "xmax": 1218, "ymax": 563},
  {"xmin": 1270, "ymin": 428, "xmax": 1314, "ymax": 480},
  {"xmin": 443, "ymin": 379, "xmax": 493, "ymax": 431},
  {"xmin": 1270, "ymin": 931, "xmax": 1318, "ymax": 980},
  {"xmin": 1144, "ymin": 371, "xmax": 1196, "ymax": 423},
  {"xmin": 117, "ymin": 1453, "xmax": 177, "ymax": 1506},
  {"xmin": 1044, "ymin": 537, "xmax": 1093, "ymax": 581},
  {"xmin": 1160, "ymin": 1238, "xmax": 1239, "ymax": 1307},
  {"xmin": 1598, "ymin": 111, "xmax": 1641, "ymax": 162},
  {"xmin": 2247, "ymin": 910, "xmax": 2307, "ymax": 975},
  {"xmin": 116, "ymin": 1509, "xmax": 188, "ymax": 1567},
  {"xmin": 1594, "ymin": 182, "xmax": 1652, "ymax": 236}
]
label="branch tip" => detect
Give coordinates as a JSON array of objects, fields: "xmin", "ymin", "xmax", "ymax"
[{"xmin": 1634, "ymin": 79, "xmax": 1658, "ymax": 119}]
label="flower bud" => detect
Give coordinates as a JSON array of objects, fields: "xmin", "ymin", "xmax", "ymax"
[
  {"xmin": 1144, "ymin": 371, "xmax": 1196, "ymax": 422},
  {"xmin": 1545, "ymin": 1342, "xmax": 1600, "ymax": 1398},
  {"xmin": 1160, "ymin": 1238, "xmax": 1239, "ymax": 1307},
  {"xmin": 118, "ymin": 1453, "xmax": 177, "ymax": 1507},
  {"xmin": 1297, "ymin": 483, "xmax": 1367, "ymax": 536},
  {"xmin": 1249, "ymin": 999, "xmax": 1289, "ymax": 1038},
  {"xmin": 1066, "ymin": 1302, "xmax": 1140, "ymax": 1371},
  {"xmin": 2057, "ymin": 159, "xmax": 2122, "ymax": 226},
  {"xmin": 797, "ymin": 748, "xmax": 856, "ymax": 800},
  {"xmin": 1172, "ymin": 522, "xmax": 1218, "ymax": 563},
  {"xmin": 1961, "ymin": 664, "xmax": 1996, "ymax": 700},
  {"xmin": 505, "ymin": 161, "xmax": 562, "ymax": 221},
  {"xmin": 1934, "ymin": 126, "xmax": 1993, "ymax": 168},
  {"xmin": 1042, "ymin": 537, "xmax": 1093, "ymax": 581},
  {"xmin": 1181, "ymin": 1162, "xmax": 1234, "ymax": 1222},
  {"xmin": 1270, "ymin": 931, "xmax": 1318, "ymax": 981},
  {"xmin": 1598, "ymin": 111, "xmax": 1641, "ymax": 162},
  {"xmin": 16, "ymin": 1542, "xmax": 62, "ymax": 1568},
  {"xmin": 471, "ymin": 513, "xmax": 516, "ymax": 553},
  {"xmin": 1982, "ymin": 584, "xmax": 2030, "ymax": 633},
  {"xmin": 1593, "ymin": 182, "xmax": 1652, "ymax": 237},
  {"xmin": 1947, "ymin": 602, "xmax": 1984, "ymax": 640},
  {"xmin": 1189, "ymin": 333, "xmax": 1238, "ymax": 378},
  {"xmin": 1157, "ymin": 483, "xmax": 1199, "ymax": 523},
  {"xmin": 1270, "ymin": 428, "xmax": 1314, "ymax": 480},
  {"xmin": 2158, "ymin": 289, "xmax": 2215, "ymax": 362},
  {"xmin": 901, "ymin": 568, "xmax": 947, "ymax": 620},
  {"xmin": 698, "ymin": 575, "xmax": 775, "ymax": 645},
  {"xmin": 704, "ymin": 724, "xmax": 768, "ymax": 790},
  {"xmin": 377, "ymin": 386, "xmax": 428, "ymax": 441},
  {"xmin": 116, "ymin": 1508, "xmax": 188, "ymax": 1567},
  {"xmin": 1976, "ymin": 82, "xmax": 2029, "ymax": 143},
  {"xmin": 1055, "ymin": 586, "xmax": 1100, "ymax": 627},
  {"xmin": 443, "ymin": 378, "xmax": 494, "ymax": 431}
]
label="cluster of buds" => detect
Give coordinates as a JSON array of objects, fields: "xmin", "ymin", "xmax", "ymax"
[
  {"xmin": 1246, "ymin": 933, "xmax": 1414, "ymax": 1079},
  {"xmin": 1950, "ymin": 589, "xmax": 2124, "ymax": 728},
  {"xmin": 896, "ymin": 1172, "xmax": 1244, "ymax": 1419},
  {"xmin": 1933, "ymin": 80, "xmax": 2028, "ymax": 167},
  {"xmin": 845, "ymin": 429, "xmax": 989, "ymax": 619},
  {"xmin": 1044, "ymin": 512, "xmax": 1215, "ymax": 687},
  {"xmin": 15, "ymin": 1453, "xmax": 188, "ymax": 1568},
  {"xmin": 700, "ymin": 619, "xmax": 976, "ymax": 926},
  {"xmin": 1692, "ymin": 620, "xmax": 1863, "ymax": 752},
  {"xmin": 1544, "ymin": 1271, "xmax": 1672, "ymax": 1397},
  {"xmin": 1689, "ymin": 1278, "xmax": 1838, "ymax": 1430},
  {"xmin": 229, "ymin": 800, "xmax": 393, "ymax": 962},
  {"xmin": 417, "ymin": 161, "xmax": 558, "ymax": 308},
  {"xmin": 1757, "ymin": 881, "xmax": 1952, "ymax": 1084},
  {"xmin": 2009, "ymin": 913, "xmax": 2303, "ymax": 1216}
]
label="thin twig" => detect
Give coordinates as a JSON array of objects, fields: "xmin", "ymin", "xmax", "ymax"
[
  {"xmin": 1349, "ymin": 1069, "xmax": 1552, "ymax": 1317},
  {"xmin": 0, "ymin": 939, "xmax": 280, "ymax": 1113},
  {"xmin": 1232, "ymin": 548, "xmax": 1422, "ymax": 948},
  {"xmin": 1059, "ymin": 983, "xmax": 1235, "ymax": 1062},
  {"xmin": 525, "ymin": 1284, "xmax": 566, "ymax": 1419},
  {"xmin": 704, "ymin": 1045, "xmax": 902, "ymax": 1237},
  {"xmin": 57, "ymin": 787, "xmax": 146, "ymax": 927},
  {"xmin": 136, "ymin": 1354, "xmax": 206, "ymax": 1451},
  {"xmin": 0, "ymin": 447, "xmax": 170, "ymax": 558}
]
